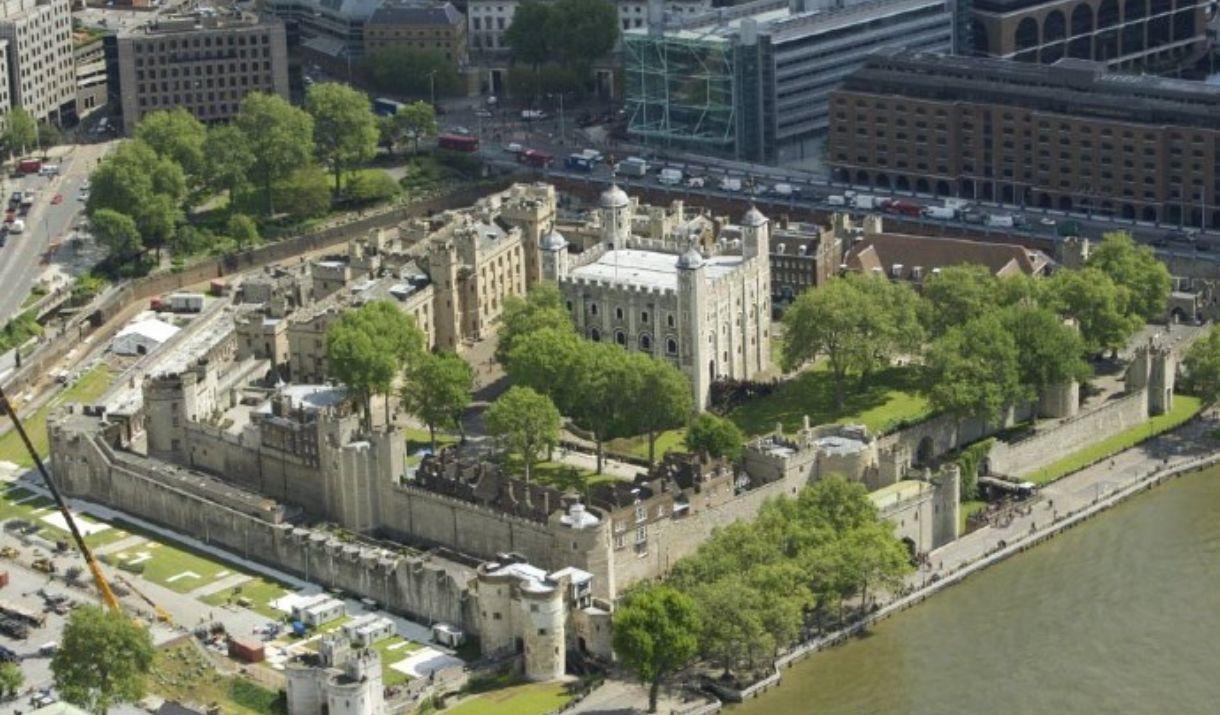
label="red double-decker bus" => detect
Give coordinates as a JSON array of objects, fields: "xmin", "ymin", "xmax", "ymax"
[
  {"xmin": 437, "ymin": 134, "xmax": 479, "ymax": 152},
  {"xmin": 518, "ymin": 149, "xmax": 554, "ymax": 168}
]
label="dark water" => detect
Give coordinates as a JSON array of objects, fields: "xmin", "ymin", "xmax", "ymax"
[{"xmin": 733, "ymin": 467, "xmax": 1220, "ymax": 715}]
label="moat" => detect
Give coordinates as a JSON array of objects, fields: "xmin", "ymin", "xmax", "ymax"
[{"xmin": 734, "ymin": 465, "xmax": 1220, "ymax": 715}]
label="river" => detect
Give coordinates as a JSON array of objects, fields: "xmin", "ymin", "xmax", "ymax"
[{"xmin": 733, "ymin": 466, "xmax": 1220, "ymax": 715}]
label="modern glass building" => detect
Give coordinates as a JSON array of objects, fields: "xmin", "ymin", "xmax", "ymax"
[{"xmin": 624, "ymin": 0, "xmax": 956, "ymax": 163}]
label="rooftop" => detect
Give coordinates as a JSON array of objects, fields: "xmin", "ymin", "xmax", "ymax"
[
  {"xmin": 569, "ymin": 249, "xmax": 743, "ymax": 291},
  {"xmin": 280, "ymin": 385, "xmax": 348, "ymax": 412},
  {"xmin": 844, "ymin": 232, "xmax": 1051, "ymax": 279},
  {"xmin": 368, "ymin": 1, "xmax": 463, "ymax": 27}
]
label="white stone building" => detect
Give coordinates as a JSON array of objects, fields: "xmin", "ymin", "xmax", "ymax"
[
  {"xmin": 286, "ymin": 636, "xmax": 385, "ymax": 715},
  {"xmin": 0, "ymin": 0, "xmax": 74, "ymax": 124},
  {"xmin": 546, "ymin": 184, "xmax": 772, "ymax": 409}
]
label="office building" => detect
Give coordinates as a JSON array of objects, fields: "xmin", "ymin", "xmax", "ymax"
[
  {"xmin": 105, "ymin": 12, "xmax": 290, "ymax": 134},
  {"xmin": 364, "ymin": 1, "xmax": 466, "ymax": 62},
  {"xmin": 466, "ymin": 0, "xmax": 710, "ymax": 54},
  {"xmin": 827, "ymin": 51, "xmax": 1220, "ymax": 228},
  {"xmin": 968, "ymin": 0, "xmax": 1212, "ymax": 73},
  {"xmin": 263, "ymin": 0, "xmax": 382, "ymax": 68},
  {"xmin": 0, "ymin": 0, "xmax": 75, "ymax": 124},
  {"xmin": 623, "ymin": 0, "xmax": 954, "ymax": 163},
  {"xmin": 75, "ymin": 34, "xmax": 108, "ymax": 120}
]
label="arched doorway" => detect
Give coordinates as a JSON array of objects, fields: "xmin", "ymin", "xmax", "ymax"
[{"xmin": 915, "ymin": 436, "xmax": 935, "ymax": 466}]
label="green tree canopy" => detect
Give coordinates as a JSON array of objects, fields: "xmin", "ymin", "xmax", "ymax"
[
  {"xmin": 920, "ymin": 265, "xmax": 999, "ymax": 337},
  {"xmin": 684, "ymin": 413, "xmax": 745, "ymax": 461},
  {"xmin": 1088, "ymin": 231, "xmax": 1172, "ymax": 320},
  {"xmin": 505, "ymin": 327, "xmax": 590, "ymax": 416},
  {"xmin": 202, "ymin": 123, "xmax": 254, "ymax": 202},
  {"xmin": 926, "ymin": 312, "xmax": 1023, "ymax": 421},
  {"xmin": 401, "ymin": 351, "xmax": 474, "ymax": 449},
  {"xmin": 272, "ymin": 165, "xmax": 332, "ymax": 222},
  {"xmin": 628, "ymin": 355, "xmax": 693, "ymax": 465},
  {"xmin": 1046, "ymin": 267, "xmax": 1141, "ymax": 355},
  {"xmin": 225, "ymin": 213, "xmax": 260, "ymax": 251},
  {"xmin": 1001, "ymin": 305, "xmax": 1092, "ymax": 392},
  {"xmin": 361, "ymin": 46, "xmax": 461, "ymax": 98},
  {"xmin": 91, "ymin": 209, "xmax": 143, "ymax": 261},
  {"xmin": 692, "ymin": 579, "xmax": 773, "ymax": 674},
  {"xmin": 134, "ymin": 107, "xmax": 206, "ymax": 184},
  {"xmin": 2, "ymin": 107, "xmax": 37, "ymax": 156},
  {"xmin": 1182, "ymin": 324, "xmax": 1220, "ymax": 404},
  {"xmin": 392, "ymin": 101, "xmax": 438, "ymax": 154},
  {"xmin": 236, "ymin": 92, "xmax": 314, "ymax": 215},
  {"xmin": 306, "ymin": 82, "xmax": 380, "ymax": 192},
  {"xmin": 87, "ymin": 139, "xmax": 186, "ymax": 255},
  {"xmin": 0, "ymin": 660, "xmax": 22, "ymax": 699},
  {"xmin": 613, "ymin": 584, "xmax": 701, "ymax": 713},
  {"xmin": 548, "ymin": 0, "xmax": 620, "ymax": 68},
  {"xmin": 497, "ymin": 282, "xmax": 573, "ymax": 364},
  {"xmin": 505, "ymin": 0, "xmax": 555, "ymax": 67},
  {"xmin": 570, "ymin": 342, "xmax": 642, "ymax": 472},
  {"xmin": 52, "ymin": 605, "xmax": 154, "ymax": 714},
  {"xmin": 327, "ymin": 300, "xmax": 424, "ymax": 429},
  {"xmin": 485, "ymin": 386, "xmax": 562, "ymax": 482}
]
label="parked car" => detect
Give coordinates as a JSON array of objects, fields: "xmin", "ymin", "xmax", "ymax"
[
  {"xmin": 50, "ymin": 194, "xmax": 62, "ymax": 205},
  {"xmin": 503, "ymin": 142, "xmax": 524, "ymax": 154}
]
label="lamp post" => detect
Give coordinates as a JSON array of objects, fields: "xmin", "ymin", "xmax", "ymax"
[{"xmin": 428, "ymin": 70, "xmax": 437, "ymax": 107}]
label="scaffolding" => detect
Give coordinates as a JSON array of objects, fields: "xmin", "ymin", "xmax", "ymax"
[{"xmin": 624, "ymin": 32, "xmax": 737, "ymax": 151}]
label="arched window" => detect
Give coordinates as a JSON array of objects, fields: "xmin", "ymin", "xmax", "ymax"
[
  {"xmin": 1014, "ymin": 17, "xmax": 1039, "ymax": 51},
  {"xmin": 589, "ymin": 302, "xmax": 598, "ymax": 316},
  {"xmin": 666, "ymin": 337, "xmax": 678, "ymax": 356},
  {"xmin": 615, "ymin": 306, "xmax": 624, "ymax": 320},
  {"xmin": 640, "ymin": 333, "xmax": 652, "ymax": 350},
  {"xmin": 667, "ymin": 314, "xmax": 676, "ymax": 328},
  {"xmin": 615, "ymin": 330, "xmax": 626, "ymax": 346},
  {"xmin": 590, "ymin": 328, "xmax": 601, "ymax": 342},
  {"xmin": 641, "ymin": 311, "xmax": 650, "ymax": 324}
]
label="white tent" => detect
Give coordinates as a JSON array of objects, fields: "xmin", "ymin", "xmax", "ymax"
[{"xmin": 111, "ymin": 318, "xmax": 180, "ymax": 356}]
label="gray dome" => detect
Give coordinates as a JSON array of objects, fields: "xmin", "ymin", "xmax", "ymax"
[
  {"xmin": 677, "ymin": 247, "xmax": 705, "ymax": 270},
  {"xmin": 599, "ymin": 183, "xmax": 629, "ymax": 209},
  {"xmin": 540, "ymin": 228, "xmax": 568, "ymax": 251},
  {"xmin": 742, "ymin": 205, "xmax": 768, "ymax": 227}
]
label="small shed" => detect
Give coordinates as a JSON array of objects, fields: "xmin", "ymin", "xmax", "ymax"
[
  {"xmin": 111, "ymin": 318, "xmax": 180, "ymax": 356},
  {"xmin": 342, "ymin": 614, "xmax": 395, "ymax": 647},
  {"xmin": 228, "ymin": 635, "xmax": 266, "ymax": 663}
]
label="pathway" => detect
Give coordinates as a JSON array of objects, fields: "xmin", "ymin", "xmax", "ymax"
[
  {"xmin": 92, "ymin": 533, "xmax": 148, "ymax": 555},
  {"xmin": 189, "ymin": 571, "xmax": 254, "ymax": 599}
]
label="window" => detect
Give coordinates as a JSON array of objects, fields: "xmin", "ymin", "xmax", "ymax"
[
  {"xmin": 635, "ymin": 505, "xmax": 646, "ymax": 522},
  {"xmin": 635, "ymin": 526, "xmax": 647, "ymax": 543},
  {"xmin": 667, "ymin": 314, "xmax": 675, "ymax": 328},
  {"xmin": 615, "ymin": 330, "xmax": 626, "ymax": 346},
  {"xmin": 589, "ymin": 302, "xmax": 598, "ymax": 316},
  {"xmin": 590, "ymin": 328, "xmax": 601, "ymax": 341},
  {"xmin": 615, "ymin": 307, "xmax": 624, "ymax": 320},
  {"xmin": 641, "ymin": 310, "xmax": 649, "ymax": 323},
  {"xmin": 639, "ymin": 333, "xmax": 652, "ymax": 350},
  {"xmin": 666, "ymin": 338, "xmax": 678, "ymax": 356}
]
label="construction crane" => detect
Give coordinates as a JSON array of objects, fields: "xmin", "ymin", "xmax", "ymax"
[
  {"xmin": 0, "ymin": 383, "xmax": 123, "ymax": 615},
  {"xmin": 113, "ymin": 573, "xmax": 173, "ymax": 624}
]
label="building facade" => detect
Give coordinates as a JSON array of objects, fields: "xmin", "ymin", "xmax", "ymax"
[
  {"xmin": 0, "ymin": 0, "xmax": 74, "ymax": 124},
  {"xmin": 624, "ymin": 0, "xmax": 954, "ymax": 162},
  {"xmin": 105, "ymin": 12, "xmax": 290, "ymax": 134},
  {"xmin": 969, "ymin": 0, "xmax": 1212, "ymax": 74},
  {"xmin": 466, "ymin": 0, "xmax": 710, "ymax": 54},
  {"xmin": 827, "ymin": 51, "xmax": 1220, "ymax": 228},
  {"xmin": 74, "ymin": 35, "xmax": 108, "ymax": 120},
  {"xmin": 546, "ymin": 184, "xmax": 772, "ymax": 409},
  {"xmin": 363, "ymin": 1, "xmax": 466, "ymax": 62}
]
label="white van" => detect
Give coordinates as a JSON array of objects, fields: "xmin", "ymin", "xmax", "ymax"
[
  {"xmin": 10, "ymin": 219, "xmax": 25, "ymax": 234},
  {"xmin": 658, "ymin": 168, "xmax": 683, "ymax": 186},
  {"xmin": 720, "ymin": 177, "xmax": 743, "ymax": 192},
  {"xmin": 39, "ymin": 164, "xmax": 59, "ymax": 177}
]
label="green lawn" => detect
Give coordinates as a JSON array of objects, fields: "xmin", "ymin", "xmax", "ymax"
[
  {"xmin": 1025, "ymin": 394, "xmax": 1203, "ymax": 485},
  {"xmin": 201, "ymin": 576, "xmax": 293, "ymax": 619},
  {"xmin": 499, "ymin": 455, "xmax": 619, "ymax": 491},
  {"xmin": 0, "ymin": 364, "xmax": 114, "ymax": 467},
  {"xmin": 150, "ymin": 641, "xmax": 285, "ymax": 715},
  {"xmin": 960, "ymin": 500, "xmax": 986, "ymax": 534},
  {"xmin": 371, "ymin": 636, "xmax": 422, "ymax": 687},
  {"xmin": 0, "ymin": 487, "xmax": 51, "ymax": 521},
  {"xmin": 110, "ymin": 539, "xmax": 236, "ymax": 594},
  {"xmin": 405, "ymin": 428, "xmax": 458, "ymax": 466},
  {"xmin": 608, "ymin": 428, "xmax": 687, "ymax": 462},
  {"xmin": 728, "ymin": 364, "xmax": 931, "ymax": 436},
  {"xmin": 443, "ymin": 682, "xmax": 573, "ymax": 715}
]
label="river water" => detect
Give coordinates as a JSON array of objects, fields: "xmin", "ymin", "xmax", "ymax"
[{"xmin": 734, "ymin": 467, "xmax": 1220, "ymax": 715}]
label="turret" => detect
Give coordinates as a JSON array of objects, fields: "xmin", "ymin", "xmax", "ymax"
[
  {"xmin": 741, "ymin": 205, "xmax": 769, "ymax": 259},
  {"xmin": 677, "ymin": 244, "xmax": 710, "ymax": 410},
  {"xmin": 539, "ymin": 227, "xmax": 570, "ymax": 281},
  {"xmin": 599, "ymin": 183, "xmax": 631, "ymax": 250}
]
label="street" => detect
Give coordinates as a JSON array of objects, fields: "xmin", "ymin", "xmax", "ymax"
[{"xmin": 0, "ymin": 144, "xmax": 111, "ymax": 325}]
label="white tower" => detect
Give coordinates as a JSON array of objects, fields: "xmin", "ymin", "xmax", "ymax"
[
  {"xmin": 677, "ymin": 244, "xmax": 710, "ymax": 410},
  {"xmin": 741, "ymin": 205, "xmax": 770, "ymax": 259},
  {"xmin": 599, "ymin": 183, "xmax": 631, "ymax": 250},
  {"xmin": 539, "ymin": 227, "xmax": 569, "ymax": 281}
]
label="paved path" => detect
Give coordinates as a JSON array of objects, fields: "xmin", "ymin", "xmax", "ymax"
[
  {"xmin": 189, "ymin": 571, "xmax": 253, "ymax": 599},
  {"xmin": 92, "ymin": 533, "xmax": 148, "ymax": 555}
]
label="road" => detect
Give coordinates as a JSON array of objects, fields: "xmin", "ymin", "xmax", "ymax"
[{"xmin": 0, "ymin": 144, "xmax": 111, "ymax": 325}]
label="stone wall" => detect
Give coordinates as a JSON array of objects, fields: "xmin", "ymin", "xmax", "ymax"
[{"xmin": 986, "ymin": 391, "xmax": 1149, "ymax": 477}]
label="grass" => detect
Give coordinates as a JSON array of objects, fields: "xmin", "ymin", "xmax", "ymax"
[
  {"xmin": 1025, "ymin": 394, "xmax": 1203, "ymax": 485},
  {"xmin": 371, "ymin": 635, "xmax": 422, "ymax": 687},
  {"xmin": 201, "ymin": 577, "xmax": 293, "ymax": 619},
  {"xmin": 500, "ymin": 455, "xmax": 618, "ymax": 491},
  {"xmin": 405, "ymin": 428, "xmax": 459, "ymax": 465},
  {"xmin": 960, "ymin": 500, "xmax": 986, "ymax": 534},
  {"xmin": 444, "ymin": 682, "xmax": 573, "ymax": 715},
  {"xmin": 728, "ymin": 364, "xmax": 931, "ymax": 436},
  {"xmin": 0, "ymin": 363, "xmax": 114, "ymax": 467},
  {"xmin": 149, "ymin": 641, "xmax": 286, "ymax": 715},
  {"xmin": 0, "ymin": 487, "xmax": 50, "ymax": 521},
  {"xmin": 608, "ymin": 428, "xmax": 687, "ymax": 462},
  {"xmin": 110, "ymin": 539, "xmax": 236, "ymax": 594}
]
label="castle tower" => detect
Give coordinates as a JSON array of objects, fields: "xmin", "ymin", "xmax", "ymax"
[
  {"xmin": 428, "ymin": 239, "xmax": 463, "ymax": 350},
  {"xmin": 599, "ymin": 183, "xmax": 631, "ymax": 250},
  {"xmin": 327, "ymin": 648, "xmax": 385, "ymax": 715},
  {"xmin": 677, "ymin": 245, "xmax": 710, "ymax": 410},
  {"xmin": 741, "ymin": 205, "xmax": 769, "ymax": 259},
  {"xmin": 1149, "ymin": 344, "xmax": 1175, "ymax": 416},
  {"xmin": 474, "ymin": 566, "xmax": 516, "ymax": 656},
  {"xmin": 520, "ymin": 582, "xmax": 566, "ymax": 681},
  {"xmin": 539, "ymin": 227, "xmax": 569, "ymax": 281},
  {"xmin": 1058, "ymin": 236, "xmax": 1091, "ymax": 270}
]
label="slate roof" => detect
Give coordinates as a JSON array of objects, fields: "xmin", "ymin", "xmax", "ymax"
[{"xmin": 844, "ymin": 232, "xmax": 1051, "ymax": 281}]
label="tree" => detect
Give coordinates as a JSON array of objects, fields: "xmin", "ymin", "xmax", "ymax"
[
  {"xmin": 1088, "ymin": 231, "xmax": 1171, "ymax": 321},
  {"xmin": 496, "ymin": 282, "xmax": 573, "ymax": 364},
  {"xmin": 52, "ymin": 605, "xmax": 154, "ymax": 714},
  {"xmin": 393, "ymin": 101, "xmax": 438, "ymax": 154},
  {"xmin": 134, "ymin": 107, "xmax": 206, "ymax": 184},
  {"xmin": 920, "ymin": 265, "xmax": 998, "ymax": 337},
  {"xmin": 1183, "ymin": 324, "xmax": 1220, "ymax": 404},
  {"xmin": 692, "ymin": 579, "xmax": 773, "ymax": 675},
  {"xmin": 306, "ymin": 82, "xmax": 379, "ymax": 193},
  {"xmin": 612, "ymin": 585, "xmax": 701, "ymax": 713},
  {"xmin": 684, "ymin": 413, "xmax": 745, "ymax": 461},
  {"xmin": 271, "ymin": 165, "xmax": 332, "ymax": 222},
  {"xmin": 236, "ymin": 92, "xmax": 314, "ymax": 215},
  {"xmin": 571, "ymin": 342, "xmax": 642, "ymax": 473},
  {"xmin": 505, "ymin": 327, "xmax": 590, "ymax": 416},
  {"xmin": 548, "ymin": 0, "xmax": 619, "ymax": 69},
  {"xmin": 327, "ymin": 301, "xmax": 423, "ymax": 430},
  {"xmin": 926, "ymin": 313, "xmax": 1023, "ymax": 421},
  {"xmin": 87, "ymin": 139, "xmax": 186, "ymax": 257},
  {"xmin": 0, "ymin": 661, "xmax": 22, "ymax": 700},
  {"xmin": 91, "ymin": 209, "xmax": 143, "ymax": 261},
  {"xmin": 504, "ymin": 0, "xmax": 554, "ymax": 68},
  {"xmin": 782, "ymin": 274, "xmax": 922, "ymax": 407},
  {"xmin": 2, "ymin": 107, "xmax": 37, "ymax": 156},
  {"xmin": 401, "ymin": 351, "xmax": 473, "ymax": 449},
  {"xmin": 225, "ymin": 213, "xmax": 260, "ymax": 251},
  {"xmin": 361, "ymin": 47, "xmax": 461, "ymax": 98},
  {"xmin": 1001, "ymin": 305, "xmax": 1091, "ymax": 392},
  {"xmin": 1046, "ymin": 267, "xmax": 1141, "ymax": 355},
  {"xmin": 628, "ymin": 356, "xmax": 693, "ymax": 465},
  {"xmin": 485, "ymin": 386, "xmax": 561, "ymax": 482},
  {"xmin": 840, "ymin": 520, "xmax": 912, "ymax": 609},
  {"xmin": 203, "ymin": 123, "xmax": 254, "ymax": 203},
  {"xmin": 342, "ymin": 169, "xmax": 400, "ymax": 204}
]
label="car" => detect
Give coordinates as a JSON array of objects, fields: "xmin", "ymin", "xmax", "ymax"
[
  {"xmin": 504, "ymin": 142, "xmax": 524, "ymax": 154},
  {"xmin": 474, "ymin": 109, "xmax": 493, "ymax": 118},
  {"xmin": 78, "ymin": 190, "xmax": 88, "ymax": 202},
  {"xmin": 50, "ymin": 194, "xmax": 63, "ymax": 205},
  {"xmin": 687, "ymin": 176, "xmax": 705, "ymax": 189},
  {"xmin": 521, "ymin": 109, "xmax": 548, "ymax": 120}
]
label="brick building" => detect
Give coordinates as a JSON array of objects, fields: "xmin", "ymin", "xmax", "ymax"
[
  {"xmin": 828, "ymin": 51, "xmax": 1220, "ymax": 229},
  {"xmin": 363, "ymin": 1, "xmax": 466, "ymax": 63}
]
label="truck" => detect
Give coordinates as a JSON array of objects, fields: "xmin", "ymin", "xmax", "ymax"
[
  {"xmin": 17, "ymin": 159, "xmax": 40, "ymax": 174},
  {"xmin": 852, "ymin": 194, "xmax": 881, "ymax": 210},
  {"xmin": 615, "ymin": 157, "xmax": 648, "ymax": 177},
  {"xmin": 517, "ymin": 149, "xmax": 554, "ymax": 168},
  {"xmin": 944, "ymin": 198, "xmax": 971, "ymax": 212},
  {"xmin": 564, "ymin": 153, "xmax": 597, "ymax": 173},
  {"xmin": 773, "ymin": 183, "xmax": 797, "ymax": 197},
  {"xmin": 827, "ymin": 195, "xmax": 847, "ymax": 206},
  {"xmin": 9, "ymin": 220, "xmax": 25, "ymax": 234},
  {"xmin": 885, "ymin": 199, "xmax": 923, "ymax": 217},
  {"xmin": 372, "ymin": 97, "xmax": 405, "ymax": 117},
  {"xmin": 437, "ymin": 134, "xmax": 479, "ymax": 153},
  {"xmin": 20, "ymin": 193, "xmax": 33, "ymax": 212},
  {"xmin": 922, "ymin": 206, "xmax": 958, "ymax": 220},
  {"xmin": 720, "ymin": 177, "xmax": 743, "ymax": 193},
  {"xmin": 986, "ymin": 213, "xmax": 1016, "ymax": 228},
  {"xmin": 168, "ymin": 292, "xmax": 204, "ymax": 313},
  {"xmin": 658, "ymin": 168, "xmax": 683, "ymax": 186}
]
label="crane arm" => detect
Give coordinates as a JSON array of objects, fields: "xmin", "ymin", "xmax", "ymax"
[{"xmin": 0, "ymin": 384, "xmax": 123, "ymax": 615}]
